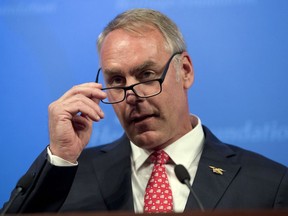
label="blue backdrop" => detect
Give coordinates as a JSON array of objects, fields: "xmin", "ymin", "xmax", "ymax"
[{"xmin": 1, "ymin": 0, "xmax": 288, "ymax": 206}]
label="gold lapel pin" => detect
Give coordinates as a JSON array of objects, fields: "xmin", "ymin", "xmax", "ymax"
[{"xmin": 209, "ymin": 166, "xmax": 225, "ymax": 175}]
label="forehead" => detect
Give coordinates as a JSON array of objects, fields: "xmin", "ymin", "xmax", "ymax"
[{"xmin": 99, "ymin": 27, "xmax": 170, "ymax": 71}]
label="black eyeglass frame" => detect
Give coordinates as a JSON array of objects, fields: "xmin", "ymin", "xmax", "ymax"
[{"xmin": 95, "ymin": 51, "xmax": 183, "ymax": 104}]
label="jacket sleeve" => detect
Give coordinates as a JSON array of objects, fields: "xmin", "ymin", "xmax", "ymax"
[
  {"xmin": 274, "ymin": 168, "xmax": 288, "ymax": 209},
  {"xmin": 1, "ymin": 149, "xmax": 78, "ymax": 213}
]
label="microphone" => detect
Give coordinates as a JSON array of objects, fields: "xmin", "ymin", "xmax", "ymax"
[
  {"xmin": 174, "ymin": 164, "xmax": 205, "ymax": 212},
  {"xmin": 1, "ymin": 174, "xmax": 33, "ymax": 215}
]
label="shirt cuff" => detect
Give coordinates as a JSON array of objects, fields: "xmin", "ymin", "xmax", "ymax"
[{"xmin": 47, "ymin": 146, "xmax": 78, "ymax": 167}]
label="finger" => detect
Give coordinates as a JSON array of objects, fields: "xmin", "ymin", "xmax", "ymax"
[
  {"xmin": 60, "ymin": 83, "xmax": 107, "ymax": 101},
  {"xmin": 72, "ymin": 114, "xmax": 93, "ymax": 131},
  {"xmin": 50, "ymin": 95, "xmax": 104, "ymax": 122},
  {"xmin": 62, "ymin": 94, "xmax": 105, "ymax": 121}
]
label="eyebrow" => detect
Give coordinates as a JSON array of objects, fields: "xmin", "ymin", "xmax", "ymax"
[
  {"xmin": 103, "ymin": 60, "xmax": 160, "ymax": 77},
  {"xmin": 129, "ymin": 60, "xmax": 159, "ymax": 75}
]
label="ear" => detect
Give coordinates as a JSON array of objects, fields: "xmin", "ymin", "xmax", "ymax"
[{"xmin": 180, "ymin": 52, "xmax": 194, "ymax": 89}]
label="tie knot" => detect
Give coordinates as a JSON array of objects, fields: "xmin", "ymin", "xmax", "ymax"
[{"xmin": 150, "ymin": 150, "xmax": 169, "ymax": 165}]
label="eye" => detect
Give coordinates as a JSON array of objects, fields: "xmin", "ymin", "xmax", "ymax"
[
  {"xmin": 106, "ymin": 75, "xmax": 126, "ymax": 87},
  {"xmin": 139, "ymin": 70, "xmax": 157, "ymax": 81}
]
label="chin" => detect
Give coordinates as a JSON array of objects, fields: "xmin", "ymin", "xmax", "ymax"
[{"xmin": 130, "ymin": 130, "xmax": 164, "ymax": 150}]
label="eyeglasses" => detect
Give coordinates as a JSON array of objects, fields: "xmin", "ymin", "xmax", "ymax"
[{"xmin": 95, "ymin": 51, "xmax": 183, "ymax": 104}]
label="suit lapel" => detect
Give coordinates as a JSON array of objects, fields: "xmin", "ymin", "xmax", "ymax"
[
  {"xmin": 185, "ymin": 126, "xmax": 241, "ymax": 211},
  {"xmin": 91, "ymin": 135, "xmax": 134, "ymax": 211}
]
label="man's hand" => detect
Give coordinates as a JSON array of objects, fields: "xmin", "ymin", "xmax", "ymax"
[{"xmin": 48, "ymin": 83, "xmax": 107, "ymax": 163}]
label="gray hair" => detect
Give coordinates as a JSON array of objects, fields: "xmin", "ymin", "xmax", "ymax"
[{"xmin": 97, "ymin": 8, "xmax": 187, "ymax": 54}]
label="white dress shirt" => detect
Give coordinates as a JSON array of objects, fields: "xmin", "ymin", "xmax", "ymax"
[
  {"xmin": 47, "ymin": 115, "xmax": 205, "ymax": 213},
  {"xmin": 130, "ymin": 115, "xmax": 205, "ymax": 213}
]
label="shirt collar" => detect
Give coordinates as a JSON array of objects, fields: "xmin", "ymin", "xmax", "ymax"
[{"xmin": 130, "ymin": 115, "xmax": 205, "ymax": 171}]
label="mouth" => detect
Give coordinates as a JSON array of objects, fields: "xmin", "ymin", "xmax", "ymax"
[{"xmin": 129, "ymin": 114, "xmax": 157, "ymax": 124}]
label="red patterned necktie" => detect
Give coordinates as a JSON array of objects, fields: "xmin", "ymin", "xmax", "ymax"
[{"xmin": 144, "ymin": 150, "xmax": 173, "ymax": 213}]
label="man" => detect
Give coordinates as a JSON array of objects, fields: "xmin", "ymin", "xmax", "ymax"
[{"xmin": 2, "ymin": 8, "xmax": 288, "ymax": 214}]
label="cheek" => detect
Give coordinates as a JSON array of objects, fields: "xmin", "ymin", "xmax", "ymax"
[
  {"xmin": 162, "ymin": 80, "xmax": 185, "ymax": 102},
  {"xmin": 112, "ymin": 104, "xmax": 125, "ymax": 123},
  {"xmin": 161, "ymin": 85, "xmax": 187, "ymax": 117}
]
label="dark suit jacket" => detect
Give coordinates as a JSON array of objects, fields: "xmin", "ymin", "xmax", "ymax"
[{"xmin": 4, "ymin": 126, "xmax": 288, "ymax": 213}]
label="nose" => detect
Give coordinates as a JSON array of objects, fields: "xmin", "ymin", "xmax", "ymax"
[
  {"xmin": 124, "ymin": 78, "xmax": 142, "ymax": 105},
  {"xmin": 125, "ymin": 89, "xmax": 139, "ymax": 105}
]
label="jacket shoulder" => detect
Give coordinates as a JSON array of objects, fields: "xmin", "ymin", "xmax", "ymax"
[{"xmin": 203, "ymin": 125, "xmax": 287, "ymax": 172}]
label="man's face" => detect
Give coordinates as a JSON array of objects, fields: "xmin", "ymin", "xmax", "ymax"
[{"xmin": 99, "ymin": 27, "xmax": 194, "ymax": 150}]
